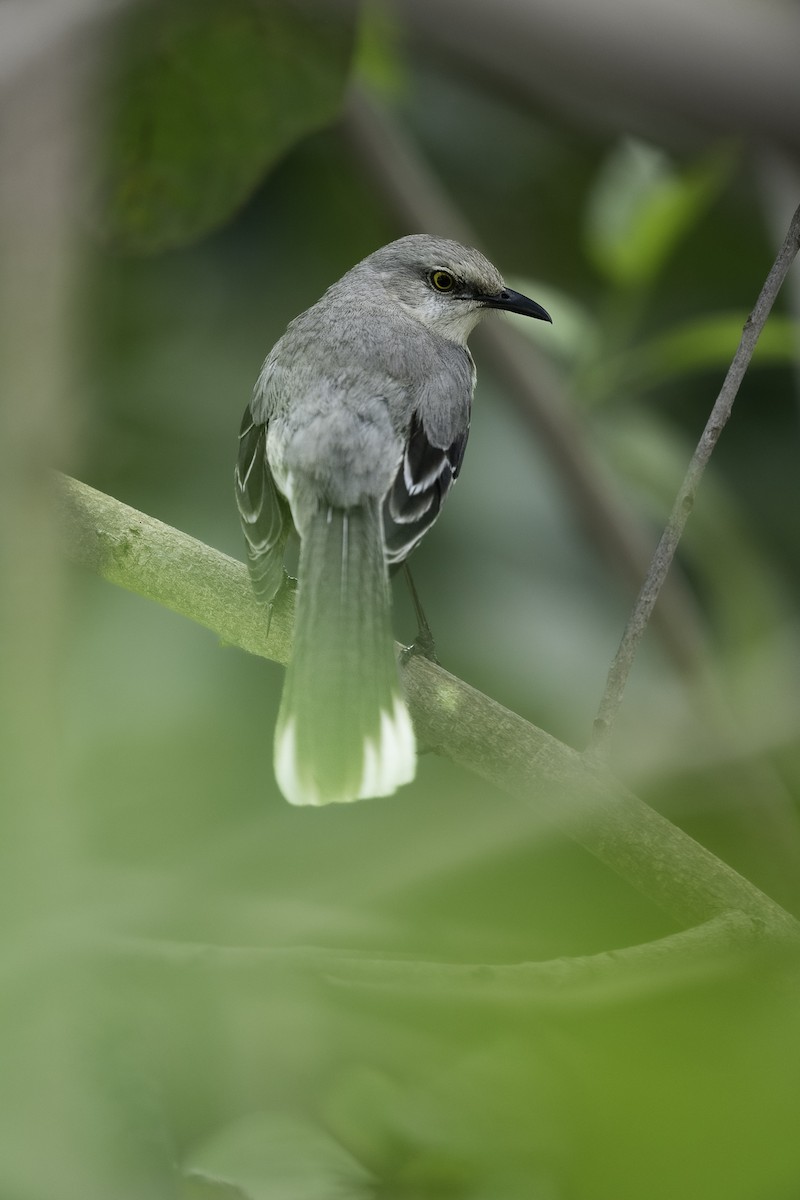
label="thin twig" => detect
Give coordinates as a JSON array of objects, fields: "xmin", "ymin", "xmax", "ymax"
[
  {"xmin": 57, "ymin": 473, "xmax": 800, "ymax": 941},
  {"xmin": 592, "ymin": 202, "xmax": 800, "ymax": 751}
]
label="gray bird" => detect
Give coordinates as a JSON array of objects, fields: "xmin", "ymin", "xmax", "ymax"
[{"xmin": 235, "ymin": 235, "xmax": 551, "ymax": 806}]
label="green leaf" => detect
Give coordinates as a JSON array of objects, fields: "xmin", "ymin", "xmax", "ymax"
[
  {"xmin": 92, "ymin": 0, "xmax": 359, "ymax": 253},
  {"xmin": 585, "ymin": 139, "xmax": 733, "ymax": 287},
  {"xmin": 590, "ymin": 313, "xmax": 800, "ymax": 400},
  {"xmin": 354, "ymin": 0, "xmax": 408, "ymax": 97},
  {"xmin": 625, "ymin": 313, "xmax": 800, "ymax": 387},
  {"xmin": 183, "ymin": 1111, "xmax": 373, "ymax": 1199}
]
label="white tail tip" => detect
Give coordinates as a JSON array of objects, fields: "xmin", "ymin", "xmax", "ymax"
[{"xmin": 274, "ymin": 698, "xmax": 417, "ymax": 806}]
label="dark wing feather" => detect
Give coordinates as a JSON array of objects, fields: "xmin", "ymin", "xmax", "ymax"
[
  {"xmin": 235, "ymin": 405, "xmax": 291, "ymax": 603},
  {"xmin": 383, "ymin": 411, "xmax": 469, "ymax": 566}
]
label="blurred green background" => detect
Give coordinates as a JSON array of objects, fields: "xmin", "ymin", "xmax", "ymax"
[{"xmin": 2, "ymin": 0, "xmax": 800, "ymax": 1195}]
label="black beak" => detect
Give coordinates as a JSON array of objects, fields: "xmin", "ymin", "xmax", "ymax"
[{"xmin": 482, "ymin": 286, "xmax": 552, "ymax": 323}]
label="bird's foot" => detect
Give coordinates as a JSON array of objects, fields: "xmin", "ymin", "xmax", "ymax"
[
  {"xmin": 400, "ymin": 627, "xmax": 440, "ymax": 666},
  {"xmin": 265, "ymin": 571, "xmax": 297, "ymax": 640}
]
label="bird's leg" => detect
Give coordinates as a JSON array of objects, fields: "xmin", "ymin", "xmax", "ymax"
[
  {"xmin": 399, "ymin": 562, "xmax": 440, "ymax": 665},
  {"xmin": 264, "ymin": 570, "xmax": 297, "ymax": 642}
]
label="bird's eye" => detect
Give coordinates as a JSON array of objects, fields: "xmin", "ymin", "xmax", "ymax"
[{"xmin": 429, "ymin": 269, "xmax": 455, "ymax": 292}]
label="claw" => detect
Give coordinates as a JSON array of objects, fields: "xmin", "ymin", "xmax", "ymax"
[{"xmin": 399, "ymin": 629, "xmax": 440, "ymax": 666}]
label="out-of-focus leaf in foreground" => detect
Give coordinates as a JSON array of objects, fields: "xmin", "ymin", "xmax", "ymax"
[
  {"xmin": 91, "ymin": 0, "xmax": 358, "ymax": 253},
  {"xmin": 184, "ymin": 1110, "xmax": 372, "ymax": 1198}
]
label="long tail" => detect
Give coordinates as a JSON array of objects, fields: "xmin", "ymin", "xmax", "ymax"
[{"xmin": 274, "ymin": 499, "xmax": 416, "ymax": 805}]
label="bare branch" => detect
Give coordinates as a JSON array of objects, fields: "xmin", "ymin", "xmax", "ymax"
[
  {"xmin": 57, "ymin": 473, "xmax": 800, "ymax": 941},
  {"xmin": 592, "ymin": 202, "xmax": 800, "ymax": 751}
]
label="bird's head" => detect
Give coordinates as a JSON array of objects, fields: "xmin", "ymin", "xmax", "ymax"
[{"xmin": 358, "ymin": 234, "xmax": 551, "ymax": 345}]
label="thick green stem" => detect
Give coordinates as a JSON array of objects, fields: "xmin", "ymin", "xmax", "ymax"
[
  {"xmin": 57, "ymin": 472, "xmax": 800, "ymax": 940},
  {"xmin": 58, "ymin": 473, "xmax": 799, "ymax": 941}
]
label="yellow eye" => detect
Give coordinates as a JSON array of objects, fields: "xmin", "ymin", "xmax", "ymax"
[{"xmin": 430, "ymin": 269, "xmax": 455, "ymax": 292}]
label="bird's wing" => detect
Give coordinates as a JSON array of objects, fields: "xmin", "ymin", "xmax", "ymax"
[
  {"xmin": 235, "ymin": 405, "xmax": 292, "ymax": 603},
  {"xmin": 382, "ymin": 409, "xmax": 469, "ymax": 566}
]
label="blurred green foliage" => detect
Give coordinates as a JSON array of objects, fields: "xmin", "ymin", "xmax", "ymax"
[
  {"xmin": 92, "ymin": 0, "xmax": 358, "ymax": 251},
  {"xmin": 4, "ymin": 0, "xmax": 800, "ymax": 1196}
]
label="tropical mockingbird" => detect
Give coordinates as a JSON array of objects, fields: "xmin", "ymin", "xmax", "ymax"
[{"xmin": 236, "ymin": 235, "xmax": 551, "ymax": 805}]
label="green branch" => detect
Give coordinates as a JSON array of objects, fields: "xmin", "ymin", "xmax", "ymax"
[{"xmin": 57, "ymin": 473, "xmax": 799, "ymax": 941}]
